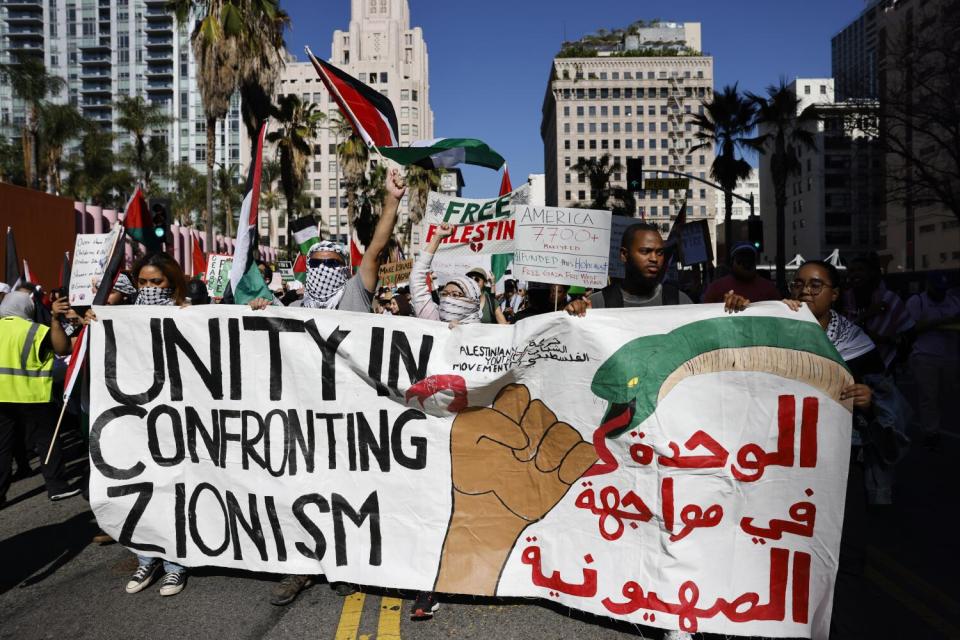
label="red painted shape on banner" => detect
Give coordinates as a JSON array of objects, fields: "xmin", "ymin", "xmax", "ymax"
[
  {"xmin": 404, "ymin": 374, "xmax": 468, "ymax": 412},
  {"xmin": 661, "ymin": 477, "xmax": 675, "ymax": 534},
  {"xmin": 799, "ymin": 397, "xmax": 819, "ymax": 468},
  {"xmin": 583, "ymin": 404, "xmax": 633, "ymax": 477},
  {"xmin": 792, "ymin": 550, "xmax": 811, "ymax": 623}
]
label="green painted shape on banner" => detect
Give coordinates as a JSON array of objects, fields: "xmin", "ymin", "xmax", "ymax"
[{"xmin": 591, "ymin": 316, "xmax": 848, "ymax": 437}]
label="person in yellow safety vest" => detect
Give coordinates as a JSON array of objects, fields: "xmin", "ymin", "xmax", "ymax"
[{"xmin": 0, "ymin": 290, "xmax": 78, "ymax": 508}]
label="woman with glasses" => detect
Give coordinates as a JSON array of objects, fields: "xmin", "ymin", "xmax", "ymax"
[
  {"xmin": 409, "ymin": 223, "xmax": 482, "ymax": 326},
  {"xmin": 782, "ymin": 260, "xmax": 881, "ymax": 639}
]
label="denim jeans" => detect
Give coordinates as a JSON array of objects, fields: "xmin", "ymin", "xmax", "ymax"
[{"xmin": 136, "ymin": 554, "xmax": 186, "ymax": 575}]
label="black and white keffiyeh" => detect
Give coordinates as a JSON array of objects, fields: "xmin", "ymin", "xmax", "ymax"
[
  {"xmin": 826, "ymin": 309, "xmax": 875, "ymax": 362},
  {"xmin": 135, "ymin": 286, "xmax": 176, "ymax": 306},
  {"xmin": 302, "ymin": 241, "xmax": 350, "ymax": 310},
  {"xmin": 438, "ymin": 276, "xmax": 482, "ymax": 323}
]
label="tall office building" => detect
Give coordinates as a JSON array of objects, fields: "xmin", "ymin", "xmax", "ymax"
[
  {"xmin": 0, "ymin": 0, "xmax": 246, "ymax": 185},
  {"xmin": 757, "ymin": 78, "xmax": 884, "ymax": 264},
  {"xmin": 272, "ymin": 0, "xmax": 433, "ymax": 246},
  {"xmin": 831, "ymin": 0, "xmax": 884, "ymax": 101},
  {"xmin": 541, "ymin": 22, "xmax": 717, "ymax": 249}
]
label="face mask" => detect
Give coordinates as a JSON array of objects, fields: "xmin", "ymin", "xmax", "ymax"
[
  {"xmin": 135, "ymin": 286, "xmax": 175, "ymax": 306},
  {"xmin": 439, "ymin": 296, "xmax": 481, "ymax": 323},
  {"xmin": 304, "ymin": 264, "xmax": 349, "ymax": 309}
]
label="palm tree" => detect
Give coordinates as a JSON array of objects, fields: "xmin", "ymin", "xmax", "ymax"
[
  {"xmin": 114, "ymin": 95, "xmax": 172, "ymax": 186},
  {"xmin": 354, "ymin": 162, "xmax": 387, "ymax": 247},
  {"xmin": 403, "ymin": 165, "xmax": 442, "ymax": 251},
  {"xmin": 688, "ymin": 84, "xmax": 756, "ymax": 261},
  {"xmin": 214, "ymin": 162, "xmax": 243, "ymax": 236},
  {"xmin": 169, "ymin": 0, "xmax": 289, "ymax": 251},
  {"xmin": 0, "ymin": 136, "xmax": 25, "ymax": 185},
  {"xmin": 0, "ymin": 59, "xmax": 65, "ymax": 188},
  {"xmin": 747, "ymin": 81, "xmax": 822, "ymax": 291},
  {"xmin": 267, "ymin": 94, "xmax": 324, "ymax": 239},
  {"xmin": 570, "ymin": 153, "xmax": 624, "ymax": 209},
  {"xmin": 37, "ymin": 103, "xmax": 84, "ymax": 194},
  {"xmin": 259, "ymin": 158, "xmax": 281, "ymax": 246},
  {"xmin": 169, "ymin": 162, "xmax": 207, "ymax": 224},
  {"xmin": 336, "ymin": 134, "xmax": 370, "ymax": 236},
  {"xmin": 63, "ymin": 126, "xmax": 134, "ymax": 207}
]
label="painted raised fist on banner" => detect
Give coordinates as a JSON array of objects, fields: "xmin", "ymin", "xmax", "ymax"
[{"xmin": 434, "ymin": 383, "xmax": 597, "ymax": 596}]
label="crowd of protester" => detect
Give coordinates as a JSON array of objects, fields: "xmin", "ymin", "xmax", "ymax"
[{"xmin": 1, "ymin": 174, "xmax": 958, "ymax": 637}]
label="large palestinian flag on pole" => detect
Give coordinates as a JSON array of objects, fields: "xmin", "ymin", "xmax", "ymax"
[
  {"xmin": 123, "ymin": 185, "xmax": 157, "ymax": 250},
  {"xmin": 379, "ymin": 138, "xmax": 505, "ymax": 171},
  {"xmin": 222, "ymin": 123, "xmax": 274, "ymax": 305},
  {"xmin": 305, "ymin": 46, "xmax": 399, "ymax": 148},
  {"xmin": 289, "ymin": 215, "xmax": 320, "ymax": 283}
]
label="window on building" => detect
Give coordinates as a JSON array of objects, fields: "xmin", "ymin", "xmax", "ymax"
[
  {"xmin": 564, "ymin": 140, "xmax": 571, "ymax": 150},
  {"xmin": 564, "ymin": 123, "xmax": 570, "ymax": 133},
  {"xmin": 577, "ymin": 140, "xmax": 585, "ymax": 149},
  {"xmin": 578, "ymin": 190, "xmax": 586, "ymax": 201},
  {"xmin": 600, "ymin": 123, "xmax": 608, "ymax": 133},
  {"xmin": 329, "ymin": 161, "xmax": 337, "ymax": 172},
  {"xmin": 589, "ymin": 140, "xmax": 597, "ymax": 149},
  {"xmin": 576, "ymin": 106, "xmax": 584, "ymax": 116},
  {"xmin": 589, "ymin": 123, "xmax": 596, "ymax": 133},
  {"xmin": 563, "ymin": 106, "xmax": 569, "ymax": 117},
  {"xmin": 625, "ymin": 122, "xmax": 632, "ymax": 133},
  {"xmin": 576, "ymin": 123, "xmax": 584, "ymax": 133},
  {"xmin": 820, "ymin": 85, "xmax": 827, "ymax": 95},
  {"xmin": 329, "ymin": 178, "xmax": 337, "ymax": 189},
  {"xmin": 588, "ymin": 106, "xmax": 596, "ymax": 116},
  {"xmin": 380, "ymin": 72, "xmax": 388, "ymax": 83},
  {"xmin": 411, "ymin": 89, "xmax": 418, "ymax": 101},
  {"xmin": 601, "ymin": 139, "xmax": 609, "ymax": 149},
  {"xmin": 804, "ymin": 84, "xmax": 811, "ymax": 95},
  {"xmin": 600, "ymin": 106, "xmax": 608, "ymax": 116},
  {"xmin": 401, "ymin": 89, "xmax": 409, "ymax": 101},
  {"xmin": 313, "ymin": 179, "xmax": 323, "ymax": 189}
]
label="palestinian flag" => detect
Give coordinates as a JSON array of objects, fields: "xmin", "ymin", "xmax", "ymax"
[
  {"xmin": 191, "ymin": 232, "xmax": 206, "ymax": 280},
  {"xmin": 22, "ymin": 259, "xmax": 34, "ymax": 285},
  {"xmin": 123, "ymin": 185, "xmax": 157, "ymax": 250},
  {"xmin": 5, "ymin": 226, "xmax": 21, "ymax": 288},
  {"xmin": 379, "ymin": 138, "xmax": 505, "ymax": 171},
  {"xmin": 290, "ymin": 215, "xmax": 319, "ymax": 283},
  {"xmin": 222, "ymin": 122, "xmax": 274, "ymax": 305},
  {"xmin": 306, "ymin": 46, "xmax": 399, "ymax": 147},
  {"xmin": 499, "ymin": 165, "xmax": 513, "ymax": 196}
]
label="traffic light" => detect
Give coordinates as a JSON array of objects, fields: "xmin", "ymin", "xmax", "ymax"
[
  {"xmin": 748, "ymin": 216, "xmax": 763, "ymax": 252},
  {"xmin": 626, "ymin": 158, "xmax": 643, "ymax": 191},
  {"xmin": 149, "ymin": 198, "xmax": 171, "ymax": 250}
]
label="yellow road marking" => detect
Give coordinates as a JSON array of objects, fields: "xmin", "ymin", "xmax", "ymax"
[
  {"xmin": 376, "ymin": 597, "xmax": 403, "ymax": 640},
  {"xmin": 334, "ymin": 592, "xmax": 366, "ymax": 640},
  {"xmin": 867, "ymin": 546, "xmax": 960, "ymax": 617},
  {"xmin": 865, "ymin": 566, "xmax": 960, "ymax": 639}
]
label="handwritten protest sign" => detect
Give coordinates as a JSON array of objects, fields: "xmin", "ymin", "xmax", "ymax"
[
  {"xmin": 204, "ymin": 254, "xmax": 233, "ymax": 298},
  {"xmin": 680, "ymin": 219, "xmax": 713, "ymax": 266},
  {"xmin": 513, "ymin": 205, "xmax": 612, "ymax": 288},
  {"xmin": 88, "ymin": 303, "xmax": 851, "ymax": 638},
  {"xmin": 69, "ymin": 226, "xmax": 122, "ymax": 306},
  {"xmin": 378, "ymin": 259, "xmax": 413, "ymax": 287},
  {"xmin": 419, "ymin": 184, "xmax": 529, "ymax": 256}
]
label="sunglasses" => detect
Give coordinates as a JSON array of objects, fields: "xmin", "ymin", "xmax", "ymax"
[
  {"xmin": 308, "ymin": 258, "xmax": 344, "ymax": 269},
  {"xmin": 789, "ymin": 279, "xmax": 833, "ymax": 296}
]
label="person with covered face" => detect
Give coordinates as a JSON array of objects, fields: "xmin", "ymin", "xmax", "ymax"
[{"xmin": 410, "ymin": 223, "xmax": 483, "ymax": 327}]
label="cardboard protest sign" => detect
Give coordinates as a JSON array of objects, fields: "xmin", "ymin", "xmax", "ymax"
[
  {"xmin": 204, "ymin": 254, "xmax": 233, "ymax": 298},
  {"xmin": 69, "ymin": 227, "xmax": 122, "ymax": 306},
  {"xmin": 88, "ymin": 303, "xmax": 852, "ymax": 638},
  {"xmin": 513, "ymin": 205, "xmax": 612, "ymax": 288},
  {"xmin": 419, "ymin": 184, "xmax": 529, "ymax": 256},
  {"xmin": 378, "ymin": 259, "xmax": 413, "ymax": 288},
  {"xmin": 277, "ymin": 260, "xmax": 295, "ymax": 283}
]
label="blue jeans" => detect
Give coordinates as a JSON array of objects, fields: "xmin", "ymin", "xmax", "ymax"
[{"xmin": 136, "ymin": 554, "xmax": 186, "ymax": 575}]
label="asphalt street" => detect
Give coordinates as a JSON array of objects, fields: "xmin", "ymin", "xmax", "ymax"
[{"xmin": 2, "ymin": 378, "xmax": 958, "ymax": 640}]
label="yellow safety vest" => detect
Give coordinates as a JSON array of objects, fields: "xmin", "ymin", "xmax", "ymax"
[{"xmin": 0, "ymin": 316, "xmax": 53, "ymax": 403}]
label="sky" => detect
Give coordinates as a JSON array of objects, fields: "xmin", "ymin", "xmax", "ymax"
[{"xmin": 283, "ymin": 0, "xmax": 868, "ymax": 197}]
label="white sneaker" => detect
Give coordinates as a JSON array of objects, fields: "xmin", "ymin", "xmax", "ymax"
[
  {"xmin": 125, "ymin": 561, "xmax": 160, "ymax": 594},
  {"xmin": 158, "ymin": 571, "xmax": 186, "ymax": 596},
  {"xmin": 663, "ymin": 631, "xmax": 693, "ymax": 640}
]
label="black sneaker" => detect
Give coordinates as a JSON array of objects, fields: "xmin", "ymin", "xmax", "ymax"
[
  {"xmin": 410, "ymin": 591, "xmax": 439, "ymax": 620},
  {"xmin": 333, "ymin": 582, "xmax": 357, "ymax": 596},
  {"xmin": 125, "ymin": 561, "xmax": 160, "ymax": 594},
  {"xmin": 159, "ymin": 571, "xmax": 186, "ymax": 597},
  {"xmin": 270, "ymin": 574, "xmax": 312, "ymax": 606},
  {"xmin": 49, "ymin": 487, "xmax": 82, "ymax": 501}
]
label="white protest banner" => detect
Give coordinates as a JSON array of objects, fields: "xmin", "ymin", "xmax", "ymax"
[
  {"xmin": 204, "ymin": 254, "xmax": 233, "ymax": 298},
  {"xmin": 69, "ymin": 226, "xmax": 122, "ymax": 306},
  {"xmin": 419, "ymin": 184, "xmax": 529, "ymax": 256},
  {"xmin": 513, "ymin": 205, "xmax": 612, "ymax": 288},
  {"xmin": 607, "ymin": 216, "xmax": 637, "ymax": 280},
  {"xmin": 88, "ymin": 303, "xmax": 852, "ymax": 638}
]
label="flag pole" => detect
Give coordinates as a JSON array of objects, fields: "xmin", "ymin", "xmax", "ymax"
[{"xmin": 43, "ymin": 400, "xmax": 69, "ymax": 466}]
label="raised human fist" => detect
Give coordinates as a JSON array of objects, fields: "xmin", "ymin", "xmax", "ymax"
[{"xmin": 434, "ymin": 383, "xmax": 597, "ymax": 595}]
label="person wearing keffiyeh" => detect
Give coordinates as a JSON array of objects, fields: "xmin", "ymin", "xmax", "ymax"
[{"xmin": 410, "ymin": 223, "xmax": 482, "ymax": 325}]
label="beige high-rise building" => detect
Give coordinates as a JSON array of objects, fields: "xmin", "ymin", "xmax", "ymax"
[
  {"xmin": 267, "ymin": 0, "xmax": 433, "ymax": 247},
  {"xmin": 541, "ymin": 22, "xmax": 716, "ymax": 247}
]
